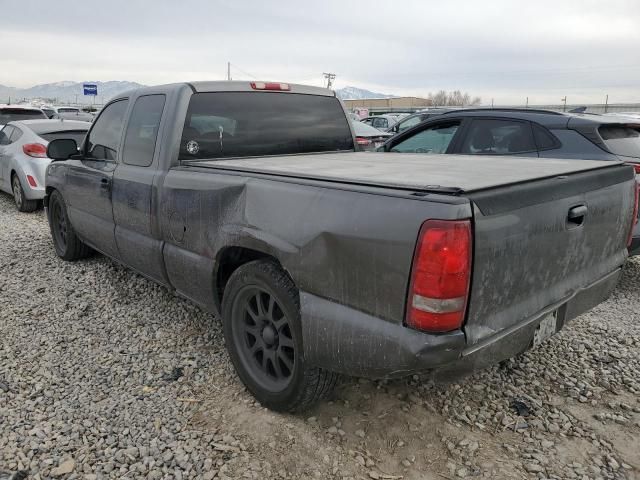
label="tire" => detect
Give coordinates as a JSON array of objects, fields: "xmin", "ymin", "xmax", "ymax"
[
  {"xmin": 47, "ymin": 189, "xmax": 91, "ymax": 261},
  {"xmin": 12, "ymin": 174, "xmax": 38, "ymax": 213},
  {"xmin": 222, "ymin": 260, "xmax": 338, "ymax": 412}
]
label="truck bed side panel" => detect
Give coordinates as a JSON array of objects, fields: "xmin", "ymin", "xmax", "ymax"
[{"xmin": 159, "ymin": 169, "xmax": 472, "ymax": 323}]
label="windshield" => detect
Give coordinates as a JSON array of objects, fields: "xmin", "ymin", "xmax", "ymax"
[
  {"xmin": 0, "ymin": 108, "xmax": 47, "ymax": 123},
  {"xmin": 599, "ymin": 124, "xmax": 640, "ymax": 158},
  {"xmin": 179, "ymin": 92, "xmax": 353, "ymax": 159},
  {"xmin": 40, "ymin": 130, "xmax": 89, "ymax": 144},
  {"xmin": 58, "ymin": 107, "xmax": 80, "ymax": 113}
]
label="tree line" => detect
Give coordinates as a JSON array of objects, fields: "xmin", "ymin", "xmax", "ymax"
[{"xmin": 428, "ymin": 90, "xmax": 481, "ymax": 106}]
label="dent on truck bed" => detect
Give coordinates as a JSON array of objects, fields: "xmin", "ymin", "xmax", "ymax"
[{"xmin": 159, "ymin": 167, "xmax": 472, "ymax": 323}]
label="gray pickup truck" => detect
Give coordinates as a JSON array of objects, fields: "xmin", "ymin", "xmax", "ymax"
[{"xmin": 44, "ymin": 81, "xmax": 638, "ymax": 412}]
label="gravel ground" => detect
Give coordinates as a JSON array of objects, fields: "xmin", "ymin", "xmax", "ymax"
[{"xmin": 0, "ymin": 192, "xmax": 638, "ymax": 480}]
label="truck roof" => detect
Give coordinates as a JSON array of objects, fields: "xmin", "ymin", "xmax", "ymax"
[
  {"xmin": 115, "ymin": 81, "xmax": 336, "ymax": 99},
  {"xmin": 185, "ymin": 153, "xmax": 622, "ymax": 193},
  {"xmin": 190, "ymin": 81, "xmax": 335, "ymax": 96}
]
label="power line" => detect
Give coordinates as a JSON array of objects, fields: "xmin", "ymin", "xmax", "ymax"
[
  {"xmin": 322, "ymin": 72, "xmax": 336, "ymax": 89},
  {"xmin": 229, "ymin": 63, "xmax": 259, "ymax": 80}
]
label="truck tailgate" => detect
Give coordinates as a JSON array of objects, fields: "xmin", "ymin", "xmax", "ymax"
[{"xmin": 464, "ymin": 164, "xmax": 636, "ymax": 346}]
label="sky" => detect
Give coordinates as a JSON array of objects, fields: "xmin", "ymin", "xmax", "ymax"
[{"xmin": 1, "ymin": 0, "xmax": 639, "ymax": 104}]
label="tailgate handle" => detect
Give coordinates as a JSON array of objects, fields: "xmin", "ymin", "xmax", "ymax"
[{"xmin": 567, "ymin": 205, "xmax": 587, "ymax": 226}]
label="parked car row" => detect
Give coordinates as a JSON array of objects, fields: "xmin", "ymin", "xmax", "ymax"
[{"xmin": 1, "ymin": 81, "xmax": 638, "ymax": 412}]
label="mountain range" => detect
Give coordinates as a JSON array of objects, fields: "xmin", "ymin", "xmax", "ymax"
[
  {"xmin": 334, "ymin": 86, "xmax": 396, "ymax": 100},
  {"xmin": 0, "ymin": 81, "xmax": 395, "ymax": 104},
  {"xmin": 0, "ymin": 81, "xmax": 144, "ymax": 104}
]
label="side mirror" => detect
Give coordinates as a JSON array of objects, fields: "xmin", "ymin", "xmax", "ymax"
[{"xmin": 47, "ymin": 138, "xmax": 78, "ymax": 161}]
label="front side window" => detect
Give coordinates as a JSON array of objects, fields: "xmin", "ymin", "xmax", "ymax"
[
  {"xmin": 390, "ymin": 122, "xmax": 460, "ymax": 154},
  {"xmin": 460, "ymin": 119, "xmax": 536, "ymax": 154},
  {"xmin": 179, "ymin": 92, "xmax": 353, "ymax": 160},
  {"xmin": 397, "ymin": 116, "xmax": 421, "ymax": 132},
  {"xmin": 122, "ymin": 95, "xmax": 166, "ymax": 167},
  {"xmin": 86, "ymin": 99, "xmax": 128, "ymax": 161}
]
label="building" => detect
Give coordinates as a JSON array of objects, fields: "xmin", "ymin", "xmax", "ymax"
[{"xmin": 342, "ymin": 96, "xmax": 433, "ymax": 114}]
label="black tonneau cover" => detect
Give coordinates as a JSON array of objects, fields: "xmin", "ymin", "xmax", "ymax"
[{"xmin": 183, "ymin": 152, "xmax": 621, "ymax": 193}]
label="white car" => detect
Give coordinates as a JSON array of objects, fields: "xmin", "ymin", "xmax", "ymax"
[
  {"xmin": 0, "ymin": 105, "xmax": 47, "ymax": 128},
  {"xmin": 0, "ymin": 119, "xmax": 89, "ymax": 211},
  {"xmin": 40, "ymin": 105, "xmax": 81, "ymax": 118}
]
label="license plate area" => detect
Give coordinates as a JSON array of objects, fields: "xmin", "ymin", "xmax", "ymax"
[{"xmin": 533, "ymin": 311, "xmax": 558, "ymax": 346}]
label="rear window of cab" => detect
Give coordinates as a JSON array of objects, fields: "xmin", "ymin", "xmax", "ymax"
[{"xmin": 179, "ymin": 92, "xmax": 354, "ymax": 160}]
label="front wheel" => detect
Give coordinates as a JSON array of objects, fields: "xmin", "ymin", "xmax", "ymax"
[
  {"xmin": 47, "ymin": 190, "xmax": 91, "ymax": 261},
  {"xmin": 12, "ymin": 174, "xmax": 38, "ymax": 212},
  {"xmin": 222, "ymin": 260, "xmax": 338, "ymax": 412}
]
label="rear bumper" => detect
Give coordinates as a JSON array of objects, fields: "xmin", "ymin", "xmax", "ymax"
[{"xmin": 300, "ymin": 267, "xmax": 622, "ymax": 379}]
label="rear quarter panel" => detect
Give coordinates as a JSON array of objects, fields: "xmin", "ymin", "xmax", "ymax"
[{"xmin": 158, "ymin": 168, "xmax": 472, "ymax": 323}]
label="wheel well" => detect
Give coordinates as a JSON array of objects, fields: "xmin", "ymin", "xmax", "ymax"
[{"xmin": 216, "ymin": 247, "xmax": 276, "ymax": 307}]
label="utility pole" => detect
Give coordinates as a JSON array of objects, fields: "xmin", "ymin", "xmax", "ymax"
[
  {"xmin": 561, "ymin": 96, "xmax": 567, "ymax": 112},
  {"xmin": 604, "ymin": 94, "xmax": 609, "ymax": 113},
  {"xmin": 525, "ymin": 97, "xmax": 529, "ymax": 108},
  {"xmin": 491, "ymin": 98, "xmax": 494, "ymax": 108},
  {"xmin": 322, "ymin": 72, "xmax": 336, "ymax": 89},
  {"xmin": 227, "ymin": 62, "xmax": 232, "ymax": 81}
]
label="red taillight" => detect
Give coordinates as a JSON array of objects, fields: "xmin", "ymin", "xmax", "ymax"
[
  {"xmin": 355, "ymin": 137, "xmax": 371, "ymax": 146},
  {"xmin": 406, "ymin": 219, "xmax": 472, "ymax": 333},
  {"xmin": 26, "ymin": 175, "xmax": 37, "ymax": 187},
  {"xmin": 629, "ymin": 163, "xmax": 640, "ymax": 175},
  {"xmin": 22, "ymin": 143, "xmax": 48, "ymax": 158},
  {"xmin": 628, "ymin": 182, "xmax": 639, "ymax": 247},
  {"xmin": 250, "ymin": 82, "xmax": 291, "ymax": 91}
]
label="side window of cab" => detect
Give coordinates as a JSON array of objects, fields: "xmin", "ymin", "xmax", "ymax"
[{"xmin": 85, "ymin": 99, "xmax": 129, "ymax": 161}]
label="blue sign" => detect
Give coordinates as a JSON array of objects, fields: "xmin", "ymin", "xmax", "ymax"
[{"xmin": 83, "ymin": 83, "xmax": 98, "ymax": 96}]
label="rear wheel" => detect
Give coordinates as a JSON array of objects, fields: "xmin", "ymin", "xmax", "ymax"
[
  {"xmin": 12, "ymin": 174, "xmax": 38, "ymax": 212},
  {"xmin": 222, "ymin": 260, "xmax": 338, "ymax": 412},
  {"xmin": 48, "ymin": 190, "xmax": 91, "ymax": 261}
]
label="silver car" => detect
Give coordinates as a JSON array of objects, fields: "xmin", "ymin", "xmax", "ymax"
[
  {"xmin": 0, "ymin": 119, "xmax": 89, "ymax": 211},
  {"xmin": 360, "ymin": 114, "xmax": 409, "ymax": 131}
]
